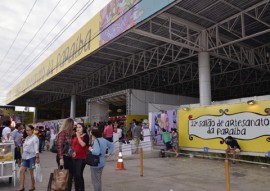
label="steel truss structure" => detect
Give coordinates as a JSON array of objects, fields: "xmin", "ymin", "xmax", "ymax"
[{"xmin": 10, "ymin": 0, "xmax": 270, "ymax": 109}]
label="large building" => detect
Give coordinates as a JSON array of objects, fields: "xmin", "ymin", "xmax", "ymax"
[{"xmin": 6, "ymin": 0, "xmax": 270, "ymax": 121}]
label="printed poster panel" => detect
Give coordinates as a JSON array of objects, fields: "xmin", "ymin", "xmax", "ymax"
[
  {"xmin": 179, "ymin": 100, "xmax": 270, "ymax": 153},
  {"xmin": 100, "ymin": 0, "xmax": 176, "ymax": 46},
  {"xmin": 2, "ymin": 110, "xmax": 34, "ymax": 125},
  {"xmin": 99, "ymin": 0, "xmax": 140, "ymax": 32},
  {"xmin": 150, "ymin": 110, "xmax": 177, "ymax": 145}
]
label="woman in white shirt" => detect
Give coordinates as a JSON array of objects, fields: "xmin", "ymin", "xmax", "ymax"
[
  {"xmin": 117, "ymin": 125, "xmax": 122, "ymax": 140},
  {"xmin": 1, "ymin": 119, "xmax": 11, "ymax": 141},
  {"xmin": 16, "ymin": 125, "xmax": 40, "ymax": 191}
]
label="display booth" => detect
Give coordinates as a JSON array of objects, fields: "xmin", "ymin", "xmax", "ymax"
[{"xmin": 0, "ymin": 141, "xmax": 16, "ymax": 186}]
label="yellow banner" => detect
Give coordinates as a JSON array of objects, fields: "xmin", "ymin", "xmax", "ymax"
[
  {"xmin": 126, "ymin": 115, "xmax": 148, "ymax": 129},
  {"xmin": 7, "ymin": 14, "xmax": 100, "ymax": 104},
  {"xmin": 2, "ymin": 110, "xmax": 34, "ymax": 124},
  {"xmin": 179, "ymin": 100, "xmax": 270, "ymax": 153},
  {"xmin": 126, "ymin": 115, "xmax": 148, "ymax": 136}
]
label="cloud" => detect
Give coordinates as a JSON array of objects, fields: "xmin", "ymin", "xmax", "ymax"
[{"xmin": 0, "ymin": 0, "xmax": 110, "ymax": 105}]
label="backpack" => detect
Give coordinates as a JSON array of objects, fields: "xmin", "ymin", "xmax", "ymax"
[
  {"xmin": 50, "ymin": 136, "xmax": 58, "ymax": 153},
  {"xmin": 50, "ymin": 132, "xmax": 71, "ymax": 156}
]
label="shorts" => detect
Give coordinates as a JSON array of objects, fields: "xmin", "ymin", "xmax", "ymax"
[
  {"xmin": 228, "ymin": 148, "xmax": 240, "ymax": 152},
  {"xmin": 235, "ymin": 148, "xmax": 241, "ymax": 153},
  {"xmin": 22, "ymin": 157, "xmax": 36, "ymax": 169},
  {"xmin": 105, "ymin": 137, "xmax": 113, "ymax": 142},
  {"xmin": 165, "ymin": 142, "xmax": 172, "ymax": 150},
  {"xmin": 134, "ymin": 137, "xmax": 140, "ymax": 146}
]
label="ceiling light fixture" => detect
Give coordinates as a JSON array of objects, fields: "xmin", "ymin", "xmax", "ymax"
[{"xmin": 247, "ymin": 100, "xmax": 255, "ymax": 105}]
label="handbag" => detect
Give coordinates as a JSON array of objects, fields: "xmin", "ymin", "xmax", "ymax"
[
  {"xmin": 50, "ymin": 132, "xmax": 71, "ymax": 155},
  {"xmin": 34, "ymin": 164, "xmax": 43, "ymax": 183},
  {"xmin": 85, "ymin": 139, "xmax": 101, "ymax": 166},
  {"xmin": 50, "ymin": 168, "xmax": 70, "ymax": 191},
  {"xmin": 16, "ymin": 164, "xmax": 20, "ymax": 180},
  {"xmin": 47, "ymin": 172, "xmax": 53, "ymax": 191},
  {"xmin": 50, "ymin": 138, "xmax": 58, "ymax": 153},
  {"xmin": 62, "ymin": 139, "xmax": 71, "ymax": 156},
  {"xmin": 140, "ymin": 134, "xmax": 144, "ymax": 141}
]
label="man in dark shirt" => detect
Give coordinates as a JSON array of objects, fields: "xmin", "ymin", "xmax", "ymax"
[{"xmin": 225, "ymin": 136, "xmax": 241, "ymax": 164}]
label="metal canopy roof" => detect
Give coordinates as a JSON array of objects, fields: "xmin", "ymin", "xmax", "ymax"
[{"xmin": 10, "ymin": 0, "xmax": 270, "ymax": 107}]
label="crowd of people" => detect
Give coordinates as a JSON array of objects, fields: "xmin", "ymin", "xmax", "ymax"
[
  {"xmin": 53, "ymin": 118, "xmax": 114, "ymax": 191},
  {"xmin": 0, "ymin": 116, "xmax": 241, "ymax": 190},
  {"xmin": 0, "ymin": 118, "xmax": 117, "ymax": 191}
]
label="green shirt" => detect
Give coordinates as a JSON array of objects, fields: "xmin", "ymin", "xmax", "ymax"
[
  {"xmin": 162, "ymin": 132, "xmax": 171, "ymax": 143},
  {"xmin": 122, "ymin": 126, "xmax": 126, "ymax": 135}
]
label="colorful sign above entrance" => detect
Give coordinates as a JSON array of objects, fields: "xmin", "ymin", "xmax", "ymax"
[
  {"xmin": 179, "ymin": 100, "xmax": 270, "ymax": 153},
  {"xmin": 7, "ymin": 0, "xmax": 176, "ymax": 104}
]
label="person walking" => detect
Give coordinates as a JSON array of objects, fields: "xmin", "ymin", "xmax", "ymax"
[
  {"xmin": 162, "ymin": 128, "xmax": 172, "ymax": 151},
  {"xmin": 1, "ymin": 119, "xmax": 11, "ymax": 141},
  {"xmin": 225, "ymin": 136, "xmax": 241, "ymax": 164},
  {"xmin": 171, "ymin": 128, "xmax": 179, "ymax": 157},
  {"xmin": 132, "ymin": 121, "xmax": 143, "ymax": 154},
  {"xmin": 11, "ymin": 123, "xmax": 23, "ymax": 164},
  {"xmin": 16, "ymin": 125, "xmax": 40, "ymax": 191},
  {"xmin": 128, "ymin": 119, "xmax": 136, "ymax": 138},
  {"xmin": 103, "ymin": 121, "xmax": 113, "ymax": 142},
  {"xmin": 121, "ymin": 121, "xmax": 129, "ymax": 144},
  {"xmin": 89, "ymin": 127, "xmax": 114, "ymax": 191},
  {"xmin": 72, "ymin": 123, "xmax": 89, "ymax": 191},
  {"xmin": 117, "ymin": 124, "xmax": 122, "ymax": 141},
  {"xmin": 56, "ymin": 118, "xmax": 74, "ymax": 191}
]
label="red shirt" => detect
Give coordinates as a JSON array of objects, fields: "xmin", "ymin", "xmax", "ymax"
[
  {"xmin": 104, "ymin": 125, "xmax": 113, "ymax": 138},
  {"xmin": 72, "ymin": 134, "xmax": 89, "ymax": 159}
]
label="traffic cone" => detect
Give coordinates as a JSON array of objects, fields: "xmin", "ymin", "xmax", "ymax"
[{"xmin": 115, "ymin": 150, "xmax": 126, "ymax": 170}]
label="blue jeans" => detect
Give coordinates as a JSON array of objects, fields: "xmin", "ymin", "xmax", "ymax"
[
  {"xmin": 22, "ymin": 157, "xmax": 36, "ymax": 169},
  {"xmin": 105, "ymin": 137, "xmax": 113, "ymax": 142},
  {"xmin": 90, "ymin": 167, "xmax": 104, "ymax": 191}
]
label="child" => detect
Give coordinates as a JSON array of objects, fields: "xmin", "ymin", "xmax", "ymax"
[
  {"xmin": 171, "ymin": 128, "xmax": 179, "ymax": 157},
  {"xmin": 162, "ymin": 128, "xmax": 172, "ymax": 151},
  {"xmin": 45, "ymin": 140, "xmax": 50, "ymax": 151}
]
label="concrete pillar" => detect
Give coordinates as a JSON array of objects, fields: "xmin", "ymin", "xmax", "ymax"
[
  {"xmin": 198, "ymin": 30, "xmax": 211, "ymax": 106},
  {"xmin": 34, "ymin": 107, "xmax": 37, "ymax": 123},
  {"xmin": 70, "ymin": 95, "xmax": 76, "ymax": 119},
  {"xmin": 86, "ymin": 100, "xmax": 90, "ymax": 117},
  {"xmin": 198, "ymin": 52, "xmax": 211, "ymax": 106},
  {"xmin": 61, "ymin": 107, "xmax": 65, "ymax": 119}
]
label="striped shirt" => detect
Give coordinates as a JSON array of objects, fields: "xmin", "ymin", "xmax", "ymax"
[
  {"xmin": 11, "ymin": 129, "xmax": 22, "ymax": 147},
  {"xmin": 57, "ymin": 130, "xmax": 72, "ymax": 159}
]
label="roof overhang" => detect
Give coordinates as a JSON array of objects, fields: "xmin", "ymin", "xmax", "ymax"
[{"xmin": 7, "ymin": 0, "xmax": 270, "ymax": 107}]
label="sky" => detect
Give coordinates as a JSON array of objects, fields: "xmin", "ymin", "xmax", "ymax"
[{"xmin": 0, "ymin": 0, "xmax": 111, "ymax": 105}]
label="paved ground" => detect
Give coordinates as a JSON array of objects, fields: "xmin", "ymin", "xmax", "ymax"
[{"xmin": 0, "ymin": 150, "xmax": 269, "ymax": 191}]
